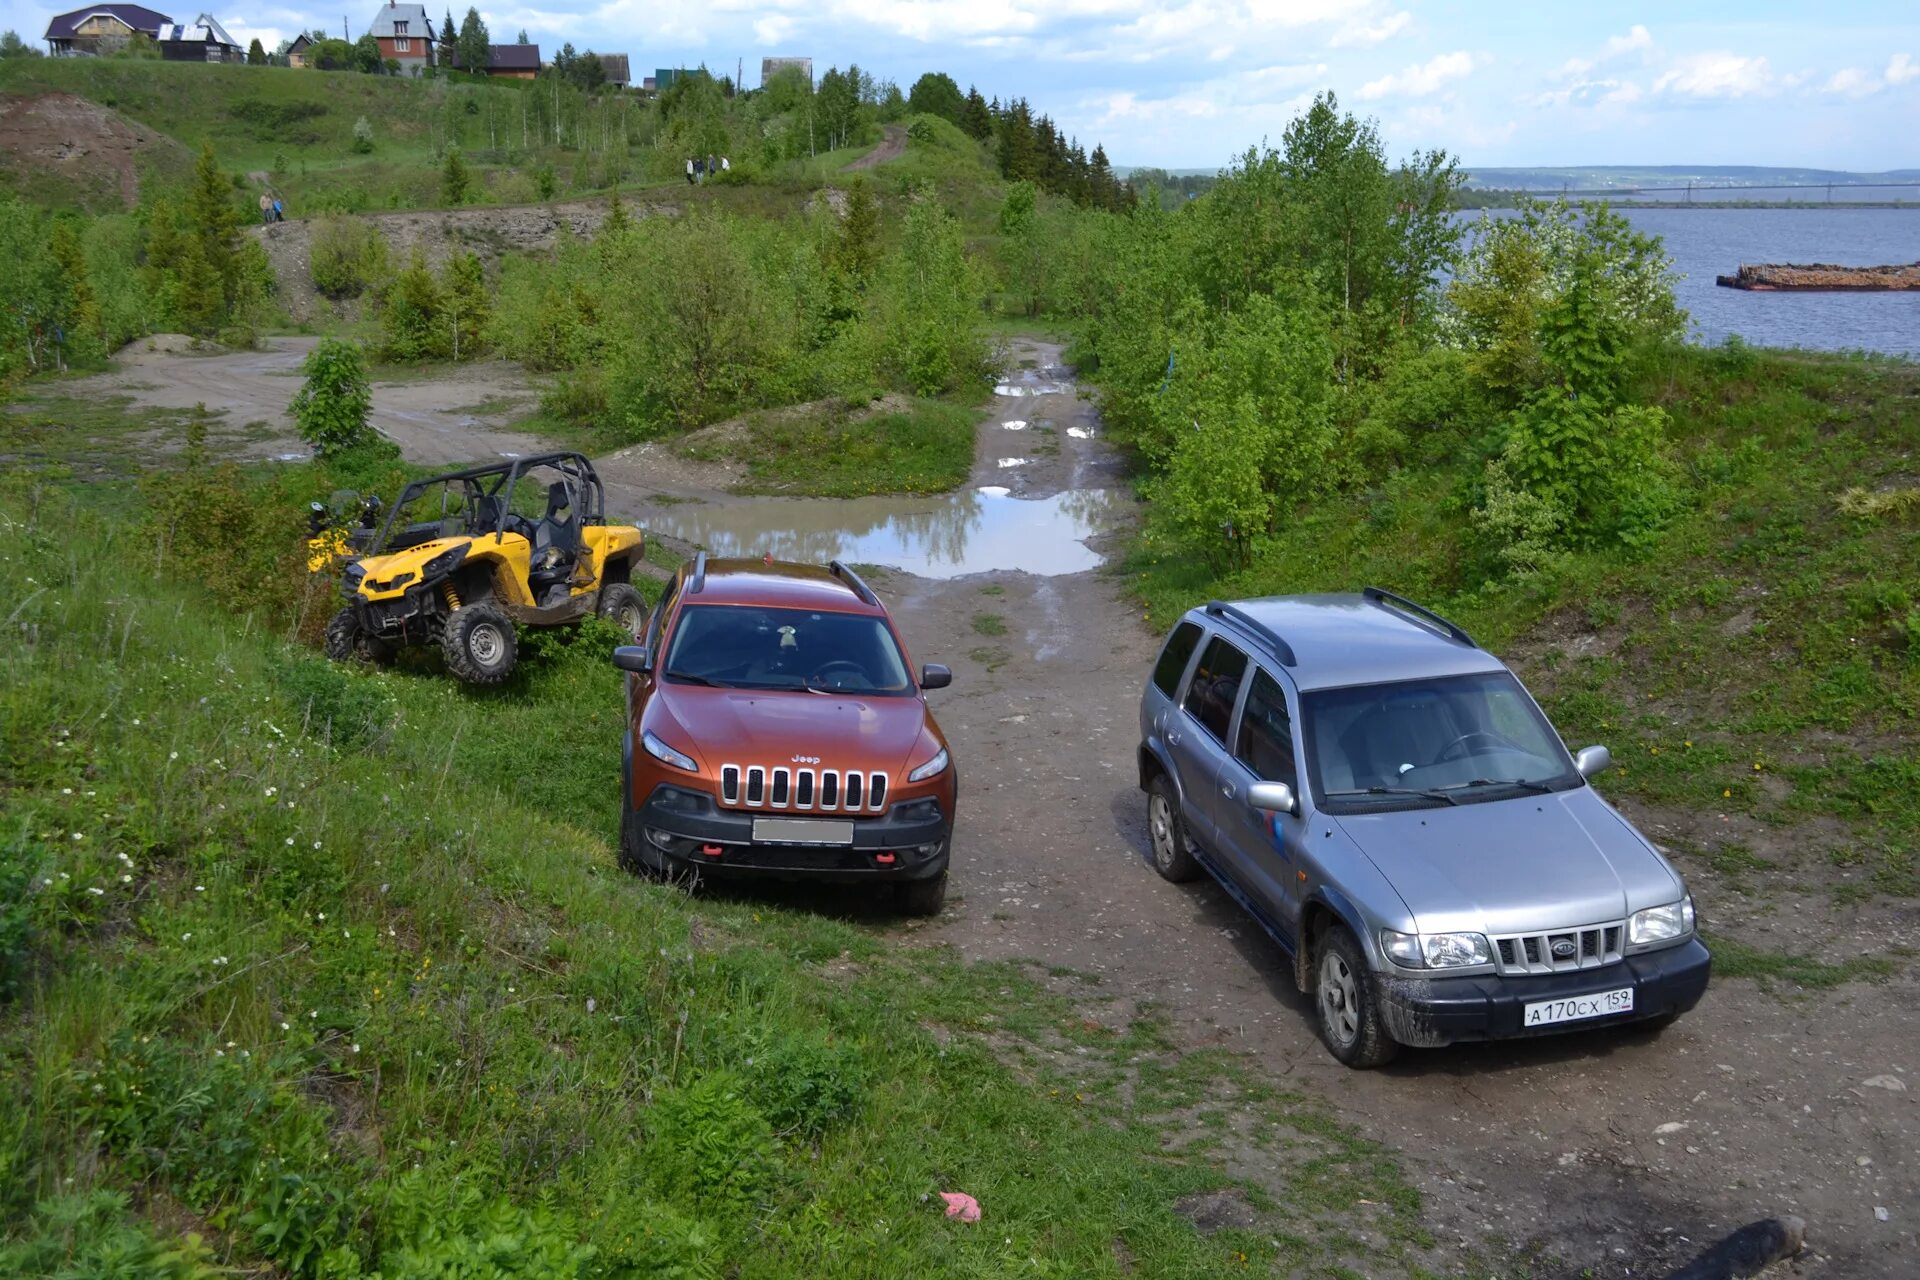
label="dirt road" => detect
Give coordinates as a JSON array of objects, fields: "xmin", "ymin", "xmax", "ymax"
[
  {"xmin": 845, "ymin": 124, "xmax": 909, "ymax": 172},
  {"xmin": 63, "ymin": 339, "xmax": 1915, "ymax": 1277}
]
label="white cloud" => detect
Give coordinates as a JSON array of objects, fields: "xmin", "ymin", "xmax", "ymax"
[
  {"xmin": 1328, "ymin": 9, "xmax": 1409, "ymax": 48},
  {"xmin": 1561, "ymin": 23, "xmax": 1653, "ymax": 75},
  {"xmin": 752, "ymin": 14, "xmax": 794, "ymax": 44},
  {"xmin": 1888, "ymin": 52, "xmax": 1918, "ymax": 86},
  {"xmin": 1357, "ymin": 50, "xmax": 1477, "ymax": 100},
  {"xmin": 1653, "ymin": 52, "xmax": 1773, "ymax": 99},
  {"xmin": 1824, "ymin": 67, "xmax": 1879, "ymax": 98},
  {"xmin": 1532, "ymin": 77, "xmax": 1641, "ymax": 109}
]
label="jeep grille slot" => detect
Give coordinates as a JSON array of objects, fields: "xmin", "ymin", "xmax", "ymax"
[
  {"xmin": 1491, "ymin": 921, "xmax": 1624, "ymax": 975},
  {"xmin": 713, "ymin": 766, "xmax": 892, "ymax": 814}
]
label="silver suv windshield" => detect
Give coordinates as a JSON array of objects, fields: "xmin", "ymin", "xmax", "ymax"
[
  {"xmin": 664, "ymin": 604, "xmax": 913, "ymax": 695},
  {"xmin": 1302, "ymin": 671, "xmax": 1579, "ymax": 812}
]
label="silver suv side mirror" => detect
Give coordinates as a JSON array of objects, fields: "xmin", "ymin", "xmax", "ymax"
[
  {"xmin": 612, "ymin": 645, "xmax": 651, "ymax": 673},
  {"xmin": 1247, "ymin": 781, "xmax": 1299, "ymax": 815},
  {"xmin": 1574, "ymin": 745, "xmax": 1611, "ymax": 779}
]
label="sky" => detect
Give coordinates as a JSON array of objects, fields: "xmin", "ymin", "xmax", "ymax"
[{"xmin": 6, "ymin": 0, "xmax": 1918, "ymax": 170}]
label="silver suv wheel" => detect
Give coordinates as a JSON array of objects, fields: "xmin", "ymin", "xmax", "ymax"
[{"xmin": 1318, "ymin": 950, "xmax": 1360, "ymax": 1048}]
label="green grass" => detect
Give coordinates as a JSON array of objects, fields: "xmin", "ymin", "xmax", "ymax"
[
  {"xmin": 1123, "ymin": 346, "xmax": 1920, "ymax": 906},
  {"xmin": 694, "ymin": 398, "xmax": 982, "ymax": 498},
  {"xmin": 0, "ymin": 476, "xmax": 1437, "ymax": 1276},
  {"xmin": 970, "ymin": 612, "xmax": 1008, "ymax": 637},
  {"xmin": 1704, "ymin": 935, "xmax": 1899, "ymax": 991}
]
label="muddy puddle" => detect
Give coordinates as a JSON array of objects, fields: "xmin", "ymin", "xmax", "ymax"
[{"xmin": 638, "ymin": 485, "xmax": 1126, "ymax": 578}]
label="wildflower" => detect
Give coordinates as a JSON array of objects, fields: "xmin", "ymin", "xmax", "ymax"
[
  {"xmin": 169, "ymin": 752, "xmax": 178, "ymax": 761},
  {"xmin": 225, "ymin": 1041, "xmax": 236, "ymax": 1049},
  {"xmin": 182, "ymin": 932, "xmax": 192, "ymax": 941},
  {"xmin": 195, "ymin": 885, "xmax": 205, "ymax": 892},
  {"xmin": 317, "ymin": 912, "xmax": 326, "ymax": 921},
  {"xmin": 213, "ymin": 956, "xmax": 228, "ymax": 965},
  {"xmin": 62, "ymin": 787, "xmax": 72, "ymax": 795},
  {"xmin": 351, "ymin": 1043, "xmax": 361, "ymax": 1054},
  {"xmin": 309, "ymin": 1010, "xmax": 318, "ymax": 1018},
  {"xmin": 313, "ymin": 841, "xmax": 322, "ymax": 849},
  {"xmin": 87, "ymin": 887, "xmax": 105, "ymax": 896},
  {"xmin": 71, "ymin": 832, "xmax": 84, "ymax": 841},
  {"xmin": 285, "ymin": 837, "xmax": 295, "ymax": 847},
  {"xmin": 265, "ymin": 787, "xmax": 277, "ymax": 797},
  {"xmin": 120, "ymin": 874, "xmax": 132, "ymax": 883},
  {"xmin": 281, "ymin": 1022, "xmax": 291, "ymax": 1030},
  {"xmin": 132, "ymin": 719, "xmax": 141, "ymax": 726}
]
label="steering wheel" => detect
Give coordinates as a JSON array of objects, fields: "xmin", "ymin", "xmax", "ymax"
[
  {"xmin": 807, "ymin": 659, "xmax": 868, "ymax": 689},
  {"xmin": 1435, "ymin": 731, "xmax": 1514, "ymax": 763}
]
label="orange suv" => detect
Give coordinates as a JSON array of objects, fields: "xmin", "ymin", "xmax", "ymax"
[{"xmin": 614, "ymin": 555, "xmax": 957, "ymax": 914}]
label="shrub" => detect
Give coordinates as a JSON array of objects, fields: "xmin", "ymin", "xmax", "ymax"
[
  {"xmin": 351, "ymin": 115, "xmax": 375, "ymax": 154},
  {"xmin": 742, "ymin": 1032, "xmax": 868, "ymax": 1137},
  {"xmin": 381, "ymin": 251, "xmax": 447, "ymax": 361},
  {"xmin": 273, "ymin": 655, "xmax": 397, "ymax": 749},
  {"xmin": 442, "ymin": 148, "xmax": 471, "ymax": 206},
  {"xmin": 310, "ymin": 217, "xmax": 391, "ymax": 300},
  {"xmin": 291, "ymin": 338, "xmax": 376, "ymax": 455}
]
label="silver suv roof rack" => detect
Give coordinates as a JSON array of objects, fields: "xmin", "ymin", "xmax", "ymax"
[
  {"xmin": 828, "ymin": 560, "xmax": 880, "ymax": 605},
  {"xmin": 1204, "ymin": 601, "xmax": 1297, "ymax": 666},
  {"xmin": 1363, "ymin": 586, "xmax": 1476, "ymax": 648}
]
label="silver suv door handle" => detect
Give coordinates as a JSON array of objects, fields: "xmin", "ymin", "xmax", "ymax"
[
  {"xmin": 1167, "ymin": 730, "xmax": 1183, "ymax": 746},
  {"xmin": 1221, "ymin": 781, "xmax": 1236, "ymax": 800}
]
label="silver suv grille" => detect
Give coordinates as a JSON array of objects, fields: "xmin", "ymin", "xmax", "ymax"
[
  {"xmin": 718, "ymin": 764, "xmax": 889, "ymax": 814},
  {"xmin": 1491, "ymin": 921, "xmax": 1624, "ymax": 975}
]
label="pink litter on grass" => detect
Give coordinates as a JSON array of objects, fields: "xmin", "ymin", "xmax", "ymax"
[{"xmin": 940, "ymin": 1192, "xmax": 981, "ymax": 1222}]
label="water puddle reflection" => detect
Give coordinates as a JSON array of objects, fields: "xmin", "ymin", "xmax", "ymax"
[
  {"xmin": 641, "ymin": 486, "xmax": 1126, "ymax": 578},
  {"xmin": 993, "ymin": 382, "xmax": 1070, "ymax": 397},
  {"xmin": 1001, "ymin": 419, "xmax": 1029, "ymax": 431}
]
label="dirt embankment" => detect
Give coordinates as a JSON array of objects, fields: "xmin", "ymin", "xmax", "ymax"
[
  {"xmin": 250, "ymin": 196, "xmax": 681, "ymax": 322},
  {"xmin": 0, "ymin": 90, "xmax": 187, "ymax": 209}
]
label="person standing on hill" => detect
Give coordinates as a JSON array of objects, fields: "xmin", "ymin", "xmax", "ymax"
[
  {"xmin": 272, "ymin": 196, "xmax": 285, "ymax": 223},
  {"xmin": 259, "ymin": 192, "xmax": 273, "ymax": 224},
  {"xmin": 685, "ymin": 157, "xmax": 695, "ymax": 186}
]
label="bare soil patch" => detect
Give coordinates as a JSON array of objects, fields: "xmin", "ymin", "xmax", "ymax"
[
  {"xmin": 844, "ymin": 124, "xmax": 908, "ymax": 172},
  {"xmin": 0, "ymin": 90, "xmax": 187, "ymax": 209}
]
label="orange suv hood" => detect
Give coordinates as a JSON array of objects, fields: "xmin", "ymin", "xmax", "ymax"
[{"xmin": 651, "ymin": 683, "xmax": 933, "ymax": 778}]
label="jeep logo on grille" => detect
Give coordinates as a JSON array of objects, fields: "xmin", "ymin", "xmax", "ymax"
[
  {"xmin": 790, "ymin": 754, "xmax": 820, "ymax": 765},
  {"xmin": 1550, "ymin": 938, "xmax": 1577, "ymax": 959}
]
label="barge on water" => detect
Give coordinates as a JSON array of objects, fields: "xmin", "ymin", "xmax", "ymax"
[{"xmin": 1716, "ymin": 261, "xmax": 1920, "ymax": 291}]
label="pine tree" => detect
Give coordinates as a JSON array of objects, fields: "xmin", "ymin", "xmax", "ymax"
[
  {"xmin": 602, "ymin": 191, "xmax": 631, "ymax": 234},
  {"xmin": 834, "ymin": 176, "xmax": 881, "ymax": 286},
  {"xmin": 961, "ymin": 87, "xmax": 992, "ymax": 140},
  {"xmin": 382, "ymin": 251, "xmax": 447, "ymax": 360},
  {"xmin": 172, "ymin": 234, "xmax": 224, "ymax": 335},
  {"xmin": 183, "ymin": 143, "xmax": 237, "ymax": 318},
  {"xmin": 46, "ymin": 220, "xmax": 102, "ymax": 361},
  {"xmin": 247, "ymin": 37, "xmax": 265, "ymax": 64},
  {"xmin": 442, "ymin": 148, "xmax": 470, "ymax": 205}
]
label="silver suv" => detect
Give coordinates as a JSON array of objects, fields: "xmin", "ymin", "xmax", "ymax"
[{"xmin": 1137, "ymin": 588, "xmax": 1709, "ymax": 1068}]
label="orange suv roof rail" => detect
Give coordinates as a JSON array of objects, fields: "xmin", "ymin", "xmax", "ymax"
[{"xmin": 688, "ymin": 551, "xmax": 708, "ymax": 595}]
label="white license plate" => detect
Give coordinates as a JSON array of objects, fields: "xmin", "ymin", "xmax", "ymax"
[
  {"xmin": 1523, "ymin": 987, "xmax": 1634, "ymax": 1027},
  {"xmin": 751, "ymin": 818, "xmax": 854, "ymax": 846}
]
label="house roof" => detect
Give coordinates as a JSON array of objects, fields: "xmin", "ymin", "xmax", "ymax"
[
  {"xmin": 598, "ymin": 52, "xmax": 629, "ymax": 83},
  {"xmin": 44, "ymin": 5, "xmax": 173, "ymax": 39},
  {"xmin": 158, "ymin": 12, "xmax": 238, "ymax": 46},
  {"xmin": 366, "ymin": 2, "xmax": 432, "ymax": 39},
  {"xmin": 286, "ymin": 32, "xmax": 311, "ymax": 49},
  {"xmin": 488, "ymin": 42, "xmax": 539, "ymax": 69}
]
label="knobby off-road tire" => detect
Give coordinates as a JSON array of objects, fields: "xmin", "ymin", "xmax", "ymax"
[
  {"xmin": 1147, "ymin": 774, "xmax": 1203, "ymax": 883},
  {"xmin": 324, "ymin": 607, "xmax": 395, "ymax": 666},
  {"xmin": 896, "ymin": 870, "xmax": 948, "ymax": 917},
  {"xmin": 441, "ymin": 603, "xmax": 517, "ymax": 685},
  {"xmin": 1314, "ymin": 925, "xmax": 1400, "ymax": 1069},
  {"xmin": 598, "ymin": 582, "xmax": 647, "ymax": 638}
]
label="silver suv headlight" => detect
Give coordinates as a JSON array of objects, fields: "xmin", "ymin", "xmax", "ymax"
[
  {"xmin": 1629, "ymin": 895, "xmax": 1695, "ymax": 947},
  {"xmin": 1381, "ymin": 930, "xmax": 1493, "ymax": 969}
]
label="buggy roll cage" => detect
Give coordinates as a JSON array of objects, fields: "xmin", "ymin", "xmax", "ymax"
[{"xmin": 366, "ymin": 452, "xmax": 609, "ymax": 554}]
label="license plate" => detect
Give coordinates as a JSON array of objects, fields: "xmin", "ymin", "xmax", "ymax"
[
  {"xmin": 751, "ymin": 818, "xmax": 854, "ymax": 846},
  {"xmin": 1523, "ymin": 987, "xmax": 1634, "ymax": 1027}
]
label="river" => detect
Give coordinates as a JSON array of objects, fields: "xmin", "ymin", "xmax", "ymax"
[{"xmin": 1465, "ymin": 207, "xmax": 1920, "ymax": 357}]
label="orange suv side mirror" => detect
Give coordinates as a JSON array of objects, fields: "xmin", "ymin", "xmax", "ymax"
[{"xmin": 921, "ymin": 664, "xmax": 952, "ymax": 690}]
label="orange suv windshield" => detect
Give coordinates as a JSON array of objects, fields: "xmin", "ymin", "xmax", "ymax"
[{"xmin": 664, "ymin": 605, "xmax": 913, "ymax": 695}]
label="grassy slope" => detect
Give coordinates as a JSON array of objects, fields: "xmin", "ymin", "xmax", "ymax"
[
  {"xmin": 0, "ymin": 478, "xmax": 1433, "ymax": 1277},
  {"xmin": 678, "ymin": 398, "xmax": 983, "ymax": 498},
  {"xmin": 1128, "ymin": 345, "xmax": 1920, "ymax": 925}
]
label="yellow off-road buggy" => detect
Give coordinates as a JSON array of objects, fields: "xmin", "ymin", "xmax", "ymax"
[{"xmin": 319, "ymin": 452, "xmax": 645, "ymax": 685}]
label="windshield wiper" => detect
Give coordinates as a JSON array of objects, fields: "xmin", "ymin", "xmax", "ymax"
[
  {"xmin": 1324, "ymin": 786, "xmax": 1458, "ymax": 806},
  {"xmin": 664, "ymin": 672, "xmax": 731, "ymax": 688},
  {"xmin": 1442, "ymin": 777, "xmax": 1554, "ymax": 794}
]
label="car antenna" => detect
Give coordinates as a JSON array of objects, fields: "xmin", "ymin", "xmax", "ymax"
[{"xmin": 688, "ymin": 551, "xmax": 708, "ymax": 595}]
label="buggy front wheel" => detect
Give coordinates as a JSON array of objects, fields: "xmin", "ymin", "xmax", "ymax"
[{"xmin": 441, "ymin": 604, "xmax": 517, "ymax": 685}]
